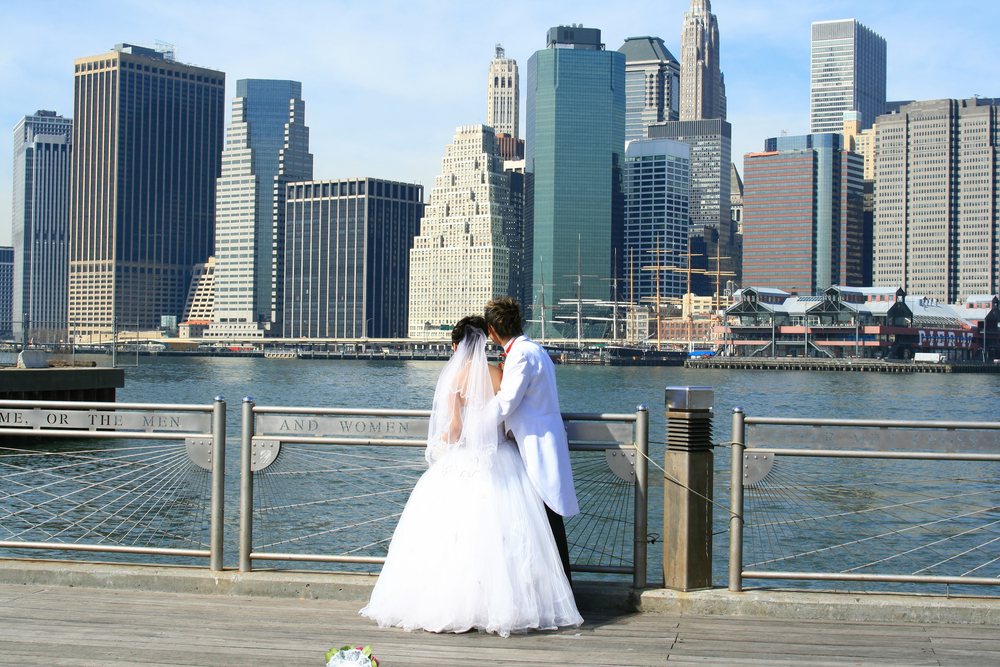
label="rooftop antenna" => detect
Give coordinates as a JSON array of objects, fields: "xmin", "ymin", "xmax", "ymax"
[{"xmin": 495, "ymin": 44, "xmax": 505, "ymax": 59}]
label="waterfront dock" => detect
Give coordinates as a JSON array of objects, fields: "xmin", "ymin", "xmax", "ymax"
[
  {"xmin": 3, "ymin": 576, "xmax": 999, "ymax": 666},
  {"xmin": 687, "ymin": 357, "xmax": 1000, "ymax": 373}
]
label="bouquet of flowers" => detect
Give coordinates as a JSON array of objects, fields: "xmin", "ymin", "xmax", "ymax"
[{"xmin": 325, "ymin": 644, "xmax": 379, "ymax": 667}]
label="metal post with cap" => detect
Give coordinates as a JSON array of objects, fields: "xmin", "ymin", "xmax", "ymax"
[{"xmin": 662, "ymin": 386, "xmax": 714, "ymax": 591}]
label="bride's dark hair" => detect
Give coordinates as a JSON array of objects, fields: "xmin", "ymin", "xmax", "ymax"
[{"xmin": 451, "ymin": 316, "xmax": 488, "ymax": 345}]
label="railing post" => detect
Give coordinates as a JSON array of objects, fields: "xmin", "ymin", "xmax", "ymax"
[
  {"xmin": 663, "ymin": 386, "xmax": 714, "ymax": 591},
  {"xmin": 239, "ymin": 397, "xmax": 255, "ymax": 572},
  {"xmin": 729, "ymin": 407, "xmax": 745, "ymax": 592},
  {"xmin": 210, "ymin": 396, "xmax": 226, "ymax": 572},
  {"xmin": 633, "ymin": 405, "xmax": 649, "ymax": 589}
]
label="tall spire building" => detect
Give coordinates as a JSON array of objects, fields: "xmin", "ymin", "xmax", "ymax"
[
  {"xmin": 488, "ymin": 45, "xmax": 519, "ymax": 139},
  {"xmin": 679, "ymin": 0, "xmax": 727, "ymax": 122},
  {"xmin": 206, "ymin": 79, "xmax": 312, "ymax": 339}
]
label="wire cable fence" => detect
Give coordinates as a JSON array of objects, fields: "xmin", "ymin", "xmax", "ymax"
[
  {"xmin": 239, "ymin": 400, "xmax": 649, "ymax": 587},
  {"xmin": 0, "ymin": 398, "xmax": 226, "ymax": 569},
  {"xmin": 729, "ymin": 411, "xmax": 1000, "ymax": 596}
]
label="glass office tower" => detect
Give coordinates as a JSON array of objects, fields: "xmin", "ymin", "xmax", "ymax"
[
  {"xmin": 525, "ymin": 25, "xmax": 625, "ymax": 337},
  {"xmin": 206, "ymin": 79, "xmax": 312, "ymax": 338},
  {"xmin": 810, "ymin": 19, "xmax": 886, "ymax": 133}
]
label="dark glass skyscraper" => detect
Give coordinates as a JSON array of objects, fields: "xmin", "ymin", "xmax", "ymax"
[
  {"xmin": 283, "ymin": 178, "xmax": 424, "ymax": 339},
  {"xmin": 525, "ymin": 26, "xmax": 625, "ymax": 336},
  {"xmin": 69, "ymin": 43, "xmax": 224, "ymax": 336}
]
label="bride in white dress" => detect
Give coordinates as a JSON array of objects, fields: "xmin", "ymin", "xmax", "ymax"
[{"xmin": 360, "ymin": 317, "xmax": 582, "ymax": 637}]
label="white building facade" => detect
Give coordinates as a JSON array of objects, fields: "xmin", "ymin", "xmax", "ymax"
[
  {"xmin": 408, "ymin": 125, "xmax": 512, "ymax": 338},
  {"xmin": 206, "ymin": 80, "xmax": 312, "ymax": 339},
  {"xmin": 12, "ymin": 110, "xmax": 73, "ymax": 340}
]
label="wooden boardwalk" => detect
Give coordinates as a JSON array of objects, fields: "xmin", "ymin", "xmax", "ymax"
[{"xmin": 2, "ymin": 584, "xmax": 1000, "ymax": 666}]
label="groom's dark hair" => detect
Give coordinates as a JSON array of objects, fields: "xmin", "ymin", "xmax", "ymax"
[
  {"xmin": 485, "ymin": 297, "xmax": 524, "ymax": 338},
  {"xmin": 452, "ymin": 316, "xmax": 487, "ymax": 345}
]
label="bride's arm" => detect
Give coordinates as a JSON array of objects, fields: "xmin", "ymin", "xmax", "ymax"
[{"xmin": 488, "ymin": 364, "xmax": 503, "ymax": 395}]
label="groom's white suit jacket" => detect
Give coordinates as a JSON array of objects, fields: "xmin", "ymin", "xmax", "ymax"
[{"xmin": 490, "ymin": 335, "xmax": 579, "ymax": 517}]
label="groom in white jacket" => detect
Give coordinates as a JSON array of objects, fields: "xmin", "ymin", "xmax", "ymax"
[{"xmin": 485, "ymin": 296, "xmax": 578, "ymax": 583}]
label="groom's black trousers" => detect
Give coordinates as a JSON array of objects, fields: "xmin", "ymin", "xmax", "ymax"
[{"xmin": 545, "ymin": 506, "xmax": 573, "ymax": 585}]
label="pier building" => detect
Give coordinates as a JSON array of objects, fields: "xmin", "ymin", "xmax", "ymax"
[
  {"xmin": 718, "ymin": 285, "xmax": 998, "ymax": 360},
  {"xmin": 206, "ymin": 80, "xmax": 312, "ymax": 340},
  {"xmin": 283, "ymin": 178, "xmax": 424, "ymax": 339},
  {"xmin": 872, "ymin": 97, "xmax": 1000, "ymax": 303},
  {"xmin": 12, "ymin": 111, "xmax": 73, "ymax": 343},
  {"xmin": 68, "ymin": 43, "xmax": 225, "ymax": 338},
  {"xmin": 408, "ymin": 125, "xmax": 512, "ymax": 338},
  {"xmin": 525, "ymin": 25, "xmax": 625, "ymax": 337}
]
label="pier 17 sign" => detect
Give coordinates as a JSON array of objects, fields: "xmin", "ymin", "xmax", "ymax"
[{"xmin": 918, "ymin": 329, "xmax": 974, "ymax": 349}]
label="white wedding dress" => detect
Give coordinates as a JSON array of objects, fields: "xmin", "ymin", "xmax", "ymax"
[{"xmin": 360, "ymin": 329, "xmax": 582, "ymax": 637}]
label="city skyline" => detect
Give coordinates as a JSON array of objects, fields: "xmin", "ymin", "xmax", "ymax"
[{"xmin": 1, "ymin": 1, "xmax": 998, "ymax": 249}]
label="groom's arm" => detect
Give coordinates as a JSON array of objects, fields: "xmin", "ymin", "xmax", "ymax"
[{"xmin": 488, "ymin": 351, "xmax": 531, "ymax": 423}]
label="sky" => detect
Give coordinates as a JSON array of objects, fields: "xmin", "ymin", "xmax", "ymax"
[{"xmin": 1, "ymin": 0, "xmax": 998, "ymax": 246}]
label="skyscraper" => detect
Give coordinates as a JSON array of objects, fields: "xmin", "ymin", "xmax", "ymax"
[
  {"xmin": 0, "ymin": 247, "xmax": 12, "ymax": 337},
  {"xmin": 873, "ymin": 98, "xmax": 1000, "ymax": 303},
  {"xmin": 526, "ymin": 25, "xmax": 625, "ymax": 336},
  {"xmin": 283, "ymin": 178, "xmax": 424, "ymax": 339},
  {"xmin": 69, "ymin": 43, "xmax": 224, "ymax": 337},
  {"xmin": 619, "ymin": 36, "xmax": 680, "ymax": 142},
  {"xmin": 679, "ymin": 0, "xmax": 727, "ymax": 122},
  {"xmin": 409, "ymin": 125, "xmax": 511, "ymax": 338},
  {"xmin": 12, "ymin": 110, "xmax": 73, "ymax": 341},
  {"xmin": 623, "ymin": 138, "xmax": 690, "ymax": 304},
  {"xmin": 206, "ymin": 80, "xmax": 312, "ymax": 339},
  {"xmin": 647, "ymin": 119, "xmax": 734, "ymax": 294},
  {"xmin": 810, "ymin": 19, "xmax": 886, "ymax": 133},
  {"xmin": 488, "ymin": 45, "xmax": 519, "ymax": 139},
  {"xmin": 743, "ymin": 133, "xmax": 864, "ymax": 294}
]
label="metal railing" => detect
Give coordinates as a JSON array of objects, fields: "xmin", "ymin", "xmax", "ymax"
[
  {"xmin": 729, "ymin": 409, "xmax": 1000, "ymax": 593},
  {"xmin": 239, "ymin": 399, "xmax": 649, "ymax": 588},
  {"xmin": 0, "ymin": 397, "xmax": 226, "ymax": 570}
]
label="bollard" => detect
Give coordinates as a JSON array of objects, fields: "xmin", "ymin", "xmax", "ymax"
[
  {"xmin": 239, "ymin": 397, "xmax": 255, "ymax": 572},
  {"xmin": 663, "ymin": 386, "xmax": 714, "ymax": 591},
  {"xmin": 210, "ymin": 396, "xmax": 226, "ymax": 572}
]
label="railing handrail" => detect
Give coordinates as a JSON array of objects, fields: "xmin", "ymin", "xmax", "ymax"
[
  {"xmin": 731, "ymin": 408, "xmax": 1000, "ymax": 593},
  {"xmin": 0, "ymin": 398, "xmax": 216, "ymax": 412},
  {"xmin": 0, "ymin": 396, "xmax": 227, "ymax": 570},
  {"xmin": 745, "ymin": 416, "xmax": 1000, "ymax": 430},
  {"xmin": 239, "ymin": 398, "xmax": 649, "ymax": 588}
]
